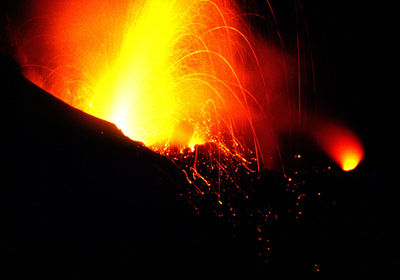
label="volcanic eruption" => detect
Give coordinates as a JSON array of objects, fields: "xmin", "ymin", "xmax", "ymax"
[
  {"xmin": 3, "ymin": 0, "xmax": 389, "ymax": 279},
  {"xmin": 11, "ymin": 0, "xmax": 366, "ymax": 213}
]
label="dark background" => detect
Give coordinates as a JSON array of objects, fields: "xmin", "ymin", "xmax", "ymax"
[{"xmin": 1, "ymin": 0, "xmax": 398, "ymax": 279}]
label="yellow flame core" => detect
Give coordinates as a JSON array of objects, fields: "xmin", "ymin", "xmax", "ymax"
[
  {"xmin": 339, "ymin": 146, "xmax": 363, "ymax": 172},
  {"xmin": 88, "ymin": 1, "xmax": 180, "ymax": 146},
  {"xmin": 341, "ymin": 156, "xmax": 360, "ymax": 172},
  {"xmin": 84, "ymin": 0, "xmax": 247, "ymax": 151}
]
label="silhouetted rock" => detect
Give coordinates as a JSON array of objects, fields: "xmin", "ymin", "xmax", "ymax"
[{"xmin": 1, "ymin": 54, "xmax": 239, "ymax": 279}]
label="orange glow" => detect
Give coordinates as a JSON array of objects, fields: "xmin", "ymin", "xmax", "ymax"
[
  {"xmin": 17, "ymin": 0, "xmax": 265, "ymax": 163},
  {"xmin": 316, "ymin": 122, "xmax": 364, "ymax": 171}
]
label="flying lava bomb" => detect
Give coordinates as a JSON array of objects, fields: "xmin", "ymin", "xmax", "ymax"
[{"xmin": 315, "ymin": 122, "xmax": 364, "ymax": 171}]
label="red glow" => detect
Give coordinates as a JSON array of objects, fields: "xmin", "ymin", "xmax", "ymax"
[{"xmin": 316, "ymin": 123, "xmax": 364, "ymax": 171}]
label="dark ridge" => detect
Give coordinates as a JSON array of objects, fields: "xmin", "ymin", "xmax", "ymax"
[{"xmin": 1, "ymin": 54, "xmax": 240, "ymax": 279}]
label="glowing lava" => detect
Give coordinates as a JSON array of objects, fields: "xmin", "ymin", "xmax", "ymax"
[
  {"xmin": 17, "ymin": 0, "xmax": 265, "ymax": 160},
  {"xmin": 316, "ymin": 122, "xmax": 364, "ymax": 171}
]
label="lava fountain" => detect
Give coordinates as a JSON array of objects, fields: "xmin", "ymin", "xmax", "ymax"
[{"xmin": 17, "ymin": 0, "xmax": 266, "ymax": 156}]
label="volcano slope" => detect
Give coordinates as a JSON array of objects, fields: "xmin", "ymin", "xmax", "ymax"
[{"xmin": 1, "ymin": 54, "xmax": 251, "ymax": 279}]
